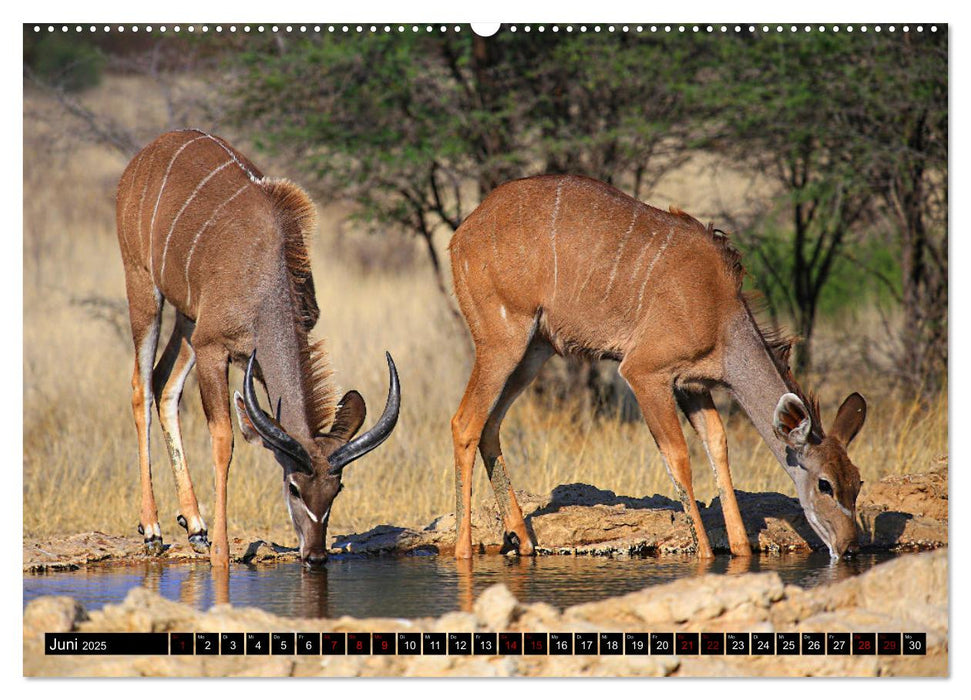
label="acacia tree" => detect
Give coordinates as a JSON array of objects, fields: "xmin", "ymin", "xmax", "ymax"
[
  {"xmin": 226, "ymin": 31, "xmax": 706, "ymax": 324},
  {"xmin": 843, "ymin": 30, "xmax": 947, "ymax": 393},
  {"xmin": 703, "ymin": 30, "xmax": 947, "ymax": 383},
  {"xmin": 702, "ymin": 32, "xmax": 882, "ymax": 374}
]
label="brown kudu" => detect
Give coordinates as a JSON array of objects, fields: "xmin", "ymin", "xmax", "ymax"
[
  {"xmin": 449, "ymin": 175, "xmax": 867, "ymax": 560},
  {"xmin": 116, "ymin": 129, "xmax": 400, "ymax": 568}
]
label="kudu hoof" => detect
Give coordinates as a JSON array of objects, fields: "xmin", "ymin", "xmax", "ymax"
[
  {"xmin": 188, "ymin": 532, "xmax": 211, "ymax": 554},
  {"xmin": 500, "ymin": 531, "xmax": 522, "ymax": 556},
  {"xmin": 138, "ymin": 524, "xmax": 164, "ymax": 555},
  {"xmin": 177, "ymin": 516, "xmax": 210, "ymax": 553}
]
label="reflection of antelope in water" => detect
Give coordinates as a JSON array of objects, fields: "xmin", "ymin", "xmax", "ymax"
[
  {"xmin": 449, "ymin": 175, "xmax": 867, "ymax": 560},
  {"xmin": 116, "ymin": 130, "xmax": 399, "ymax": 568}
]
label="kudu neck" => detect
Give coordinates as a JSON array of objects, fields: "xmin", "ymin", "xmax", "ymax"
[
  {"xmin": 723, "ymin": 311, "xmax": 796, "ymax": 469},
  {"xmin": 254, "ymin": 298, "xmax": 314, "ymax": 441}
]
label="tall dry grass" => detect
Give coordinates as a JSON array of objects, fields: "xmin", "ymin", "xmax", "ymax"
[{"xmin": 23, "ymin": 77, "xmax": 947, "ymax": 546}]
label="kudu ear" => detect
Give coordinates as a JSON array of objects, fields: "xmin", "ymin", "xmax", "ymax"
[
  {"xmin": 322, "ymin": 391, "xmax": 367, "ymax": 442},
  {"xmin": 830, "ymin": 392, "xmax": 867, "ymax": 448},
  {"xmin": 773, "ymin": 393, "xmax": 813, "ymax": 451},
  {"xmin": 233, "ymin": 392, "xmax": 262, "ymax": 445}
]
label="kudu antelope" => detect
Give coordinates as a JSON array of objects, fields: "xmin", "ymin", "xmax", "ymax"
[
  {"xmin": 449, "ymin": 175, "xmax": 867, "ymax": 560},
  {"xmin": 116, "ymin": 129, "xmax": 400, "ymax": 568}
]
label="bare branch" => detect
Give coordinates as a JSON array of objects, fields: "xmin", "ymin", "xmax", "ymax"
[{"xmin": 24, "ymin": 65, "xmax": 140, "ymax": 158}]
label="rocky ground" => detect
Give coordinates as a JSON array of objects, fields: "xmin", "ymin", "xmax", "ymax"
[
  {"xmin": 24, "ymin": 463, "xmax": 948, "ymax": 570},
  {"xmin": 23, "ymin": 548, "xmax": 947, "ymax": 677},
  {"xmin": 22, "ymin": 464, "xmax": 948, "ymax": 677}
]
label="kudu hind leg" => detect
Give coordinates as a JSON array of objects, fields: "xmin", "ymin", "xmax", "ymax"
[
  {"xmin": 153, "ymin": 314, "xmax": 209, "ymax": 552},
  {"xmin": 620, "ymin": 367, "xmax": 714, "ymax": 558},
  {"xmin": 127, "ymin": 284, "xmax": 163, "ymax": 553},
  {"xmin": 677, "ymin": 390, "xmax": 751, "ymax": 556},
  {"xmin": 478, "ymin": 339, "xmax": 553, "ymax": 555}
]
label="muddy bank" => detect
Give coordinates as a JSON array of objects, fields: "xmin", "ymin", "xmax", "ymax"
[
  {"xmin": 24, "ymin": 464, "xmax": 947, "ymax": 571},
  {"xmin": 23, "ymin": 548, "xmax": 947, "ymax": 676}
]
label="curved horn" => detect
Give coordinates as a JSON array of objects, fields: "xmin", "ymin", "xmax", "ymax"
[
  {"xmin": 327, "ymin": 352, "xmax": 400, "ymax": 475},
  {"xmin": 243, "ymin": 352, "xmax": 313, "ymax": 473}
]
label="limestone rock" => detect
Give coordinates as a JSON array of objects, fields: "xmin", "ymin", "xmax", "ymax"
[
  {"xmin": 23, "ymin": 596, "xmax": 88, "ymax": 635},
  {"xmin": 474, "ymin": 584, "xmax": 521, "ymax": 630}
]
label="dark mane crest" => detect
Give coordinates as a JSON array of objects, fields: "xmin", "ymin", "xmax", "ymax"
[
  {"xmin": 261, "ymin": 178, "xmax": 336, "ymax": 433},
  {"xmin": 743, "ymin": 293, "xmax": 823, "ymax": 433},
  {"xmin": 262, "ymin": 177, "xmax": 320, "ymax": 331},
  {"xmin": 300, "ymin": 337, "xmax": 337, "ymax": 435},
  {"xmin": 704, "ymin": 221, "xmax": 745, "ymax": 289},
  {"xmin": 667, "ymin": 205, "xmax": 746, "ymax": 289}
]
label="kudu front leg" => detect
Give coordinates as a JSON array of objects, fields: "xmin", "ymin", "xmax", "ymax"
[
  {"xmin": 450, "ymin": 365, "xmax": 484, "ymax": 560},
  {"xmin": 479, "ymin": 433, "xmax": 532, "ymax": 556},
  {"xmin": 153, "ymin": 314, "xmax": 209, "ymax": 553},
  {"xmin": 451, "ymin": 343, "xmax": 532, "ymax": 558},
  {"xmin": 621, "ymin": 368, "xmax": 714, "ymax": 558},
  {"xmin": 477, "ymin": 339, "xmax": 552, "ymax": 555},
  {"xmin": 195, "ymin": 344, "xmax": 234, "ymax": 568},
  {"xmin": 677, "ymin": 390, "xmax": 751, "ymax": 556}
]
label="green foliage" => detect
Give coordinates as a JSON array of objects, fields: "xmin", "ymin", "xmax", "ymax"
[
  {"xmin": 223, "ymin": 27, "xmax": 946, "ymax": 382},
  {"xmin": 28, "ymin": 35, "xmax": 105, "ymax": 92},
  {"xmin": 695, "ymin": 29, "xmax": 946, "ymax": 372},
  {"xmin": 226, "ymin": 31, "xmax": 712, "ymax": 235},
  {"xmin": 741, "ymin": 226, "xmax": 902, "ymax": 319}
]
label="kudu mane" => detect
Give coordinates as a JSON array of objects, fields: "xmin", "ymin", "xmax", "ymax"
[{"xmin": 262, "ymin": 176, "xmax": 337, "ymax": 434}]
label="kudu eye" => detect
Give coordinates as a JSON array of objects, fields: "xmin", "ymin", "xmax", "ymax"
[
  {"xmin": 818, "ymin": 478, "xmax": 834, "ymax": 496},
  {"xmin": 288, "ymin": 483, "xmax": 300, "ymax": 499}
]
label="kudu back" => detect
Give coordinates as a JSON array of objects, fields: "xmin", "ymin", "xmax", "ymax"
[
  {"xmin": 116, "ymin": 129, "xmax": 400, "ymax": 568},
  {"xmin": 449, "ymin": 174, "xmax": 866, "ymax": 559}
]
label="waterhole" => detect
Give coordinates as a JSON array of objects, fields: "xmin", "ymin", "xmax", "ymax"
[{"xmin": 24, "ymin": 552, "xmax": 897, "ymax": 619}]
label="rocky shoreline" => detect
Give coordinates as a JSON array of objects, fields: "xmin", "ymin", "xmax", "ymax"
[{"xmin": 24, "ymin": 464, "xmax": 947, "ymax": 571}]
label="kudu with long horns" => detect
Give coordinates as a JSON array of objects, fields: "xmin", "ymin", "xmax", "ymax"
[
  {"xmin": 449, "ymin": 175, "xmax": 866, "ymax": 560},
  {"xmin": 116, "ymin": 129, "xmax": 400, "ymax": 568}
]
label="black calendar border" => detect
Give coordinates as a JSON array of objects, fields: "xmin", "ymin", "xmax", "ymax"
[{"xmin": 44, "ymin": 631, "xmax": 926, "ymax": 656}]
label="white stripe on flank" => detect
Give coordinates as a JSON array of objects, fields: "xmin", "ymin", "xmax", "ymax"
[
  {"xmin": 549, "ymin": 180, "xmax": 564, "ymax": 299},
  {"xmin": 159, "ymin": 158, "xmax": 234, "ymax": 283},
  {"xmin": 602, "ymin": 206, "xmax": 642, "ymax": 301},
  {"xmin": 634, "ymin": 226, "xmax": 675, "ymax": 317},
  {"xmin": 517, "ymin": 189, "xmax": 527, "ymax": 259},
  {"xmin": 136, "ymin": 154, "xmax": 155, "ymax": 260},
  {"xmin": 183, "ymin": 184, "xmax": 249, "ymax": 307},
  {"xmin": 147, "ymin": 135, "xmax": 208, "ymax": 283},
  {"xmin": 120, "ymin": 151, "xmax": 146, "ymax": 251},
  {"xmin": 183, "ymin": 128, "xmax": 263, "ymax": 184}
]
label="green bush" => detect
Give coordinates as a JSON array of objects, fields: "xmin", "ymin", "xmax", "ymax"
[{"xmin": 30, "ymin": 35, "xmax": 105, "ymax": 92}]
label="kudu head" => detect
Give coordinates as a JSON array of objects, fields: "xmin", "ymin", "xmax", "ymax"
[
  {"xmin": 773, "ymin": 392, "xmax": 867, "ymax": 560},
  {"xmin": 234, "ymin": 352, "xmax": 400, "ymax": 570}
]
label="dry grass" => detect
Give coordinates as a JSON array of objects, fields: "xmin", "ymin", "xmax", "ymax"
[{"xmin": 23, "ymin": 77, "xmax": 947, "ymax": 547}]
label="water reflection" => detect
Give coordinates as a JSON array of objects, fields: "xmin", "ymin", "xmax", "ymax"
[{"xmin": 24, "ymin": 551, "xmax": 898, "ymax": 620}]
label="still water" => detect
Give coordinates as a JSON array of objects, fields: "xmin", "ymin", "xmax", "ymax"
[{"xmin": 23, "ymin": 551, "xmax": 896, "ymax": 620}]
